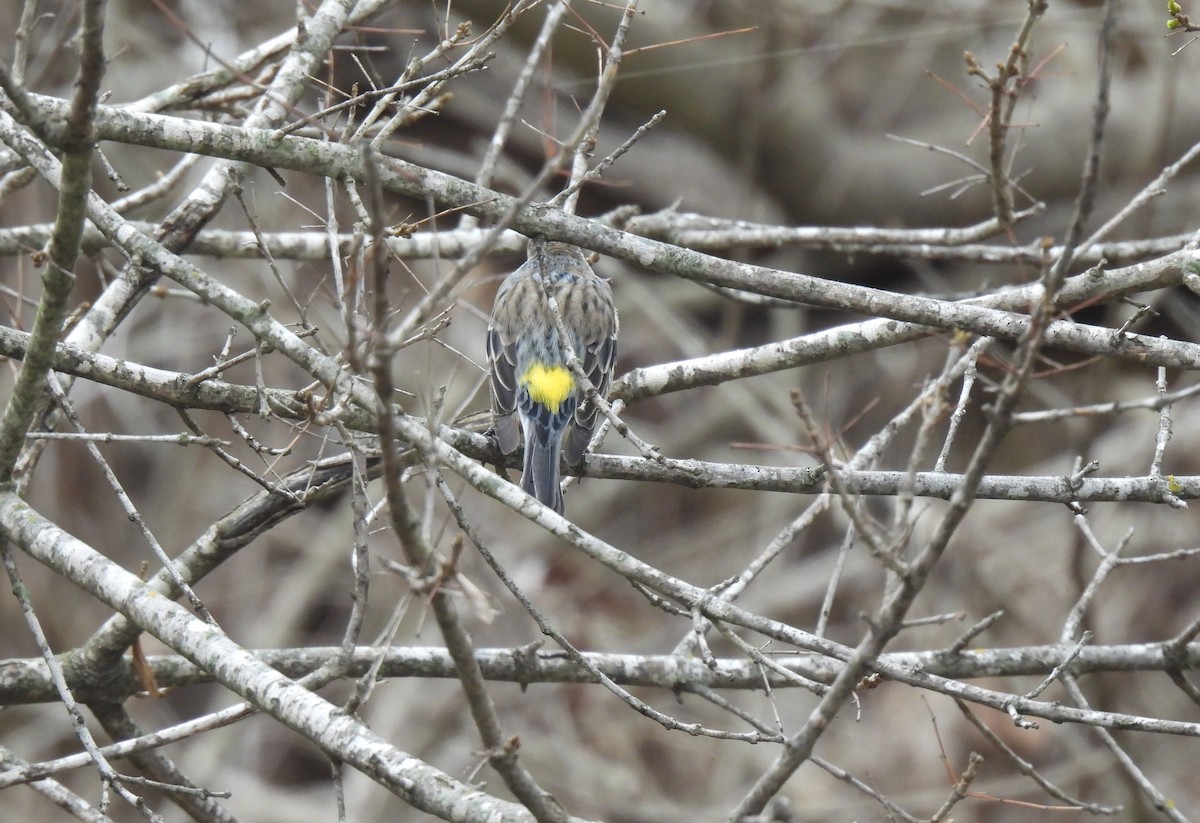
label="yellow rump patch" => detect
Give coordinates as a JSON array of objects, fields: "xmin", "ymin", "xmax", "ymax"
[{"xmin": 521, "ymin": 364, "xmax": 575, "ymax": 413}]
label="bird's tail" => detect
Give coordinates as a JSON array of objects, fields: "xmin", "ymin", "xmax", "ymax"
[{"xmin": 521, "ymin": 424, "xmax": 565, "ymax": 514}]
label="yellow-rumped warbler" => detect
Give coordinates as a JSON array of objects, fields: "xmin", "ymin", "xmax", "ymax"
[{"xmin": 487, "ymin": 241, "xmax": 619, "ymax": 514}]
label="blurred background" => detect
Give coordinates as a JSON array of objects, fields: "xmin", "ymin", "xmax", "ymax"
[{"xmin": 3, "ymin": 1, "xmax": 1200, "ymax": 820}]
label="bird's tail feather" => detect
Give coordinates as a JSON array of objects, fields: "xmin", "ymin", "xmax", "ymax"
[{"xmin": 521, "ymin": 428, "xmax": 564, "ymax": 514}]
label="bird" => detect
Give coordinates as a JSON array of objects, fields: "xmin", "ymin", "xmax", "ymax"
[{"xmin": 487, "ymin": 241, "xmax": 618, "ymax": 514}]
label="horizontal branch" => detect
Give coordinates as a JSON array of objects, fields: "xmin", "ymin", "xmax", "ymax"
[
  {"xmin": 4, "ymin": 641, "xmax": 1200, "ymax": 706},
  {"xmin": 629, "ymin": 207, "xmax": 1045, "ymax": 248},
  {"xmin": 583, "ymin": 455, "xmax": 1200, "ymax": 504},
  {"xmin": 0, "ymin": 221, "xmax": 526, "ymax": 260},
  {"xmin": 629, "ymin": 209, "xmax": 1190, "ymax": 266}
]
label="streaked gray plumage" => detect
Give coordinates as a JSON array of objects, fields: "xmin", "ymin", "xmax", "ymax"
[{"xmin": 487, "ymin": 242, "xmax": 618, "ymax": 514}]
